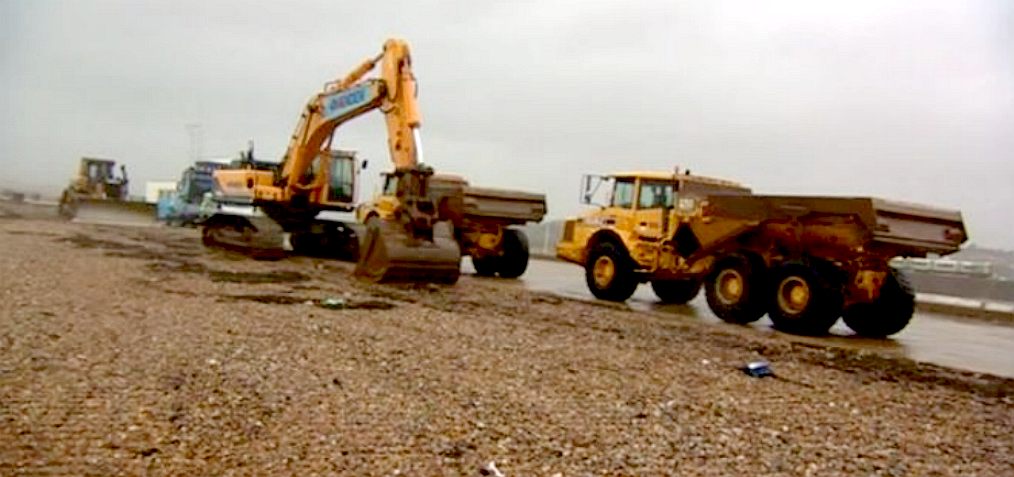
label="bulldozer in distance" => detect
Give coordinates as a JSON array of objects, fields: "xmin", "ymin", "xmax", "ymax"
[{"xmin": 58, "ymin": 157, "xmax": 154, "ymax": 224}]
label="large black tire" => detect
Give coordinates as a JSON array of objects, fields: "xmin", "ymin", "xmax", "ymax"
[
  {"xmin": 705, "ymin": 253, "xmax": 767, "ymax": 324},
  {"xmin": 471, "ymin": 255, "xmax": 499, "ymax": 277},
  {"xmin": 584, "ymin": 241, "xmax": 638, "ymax": 302},
  {"xmin": 497, "ymin": 229, "xmax": 529, "ymax": 279},
  {"xmin": 842, "ymin": 269, "xmax": 915, "ymax": 337},
  {"xmin": 651, "ymin": 279, "xmax": 701, "ymax": 304},
  {"xmin": 768, "ymin": 261, "xmax": 844, "ymax": 336}
]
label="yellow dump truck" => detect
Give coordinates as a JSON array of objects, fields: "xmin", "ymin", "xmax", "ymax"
[
  {"xmin": 357, "ymin": 172, "xmax": 547, "ymax": 278},
  {"xmin": 556, "ymin": 170, "xmax": 967, "ymax": 337}
]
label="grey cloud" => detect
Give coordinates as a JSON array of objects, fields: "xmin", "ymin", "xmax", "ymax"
[{"xmin": 2, "ymin": 0, "xmax": 1011, "ymax": 248}]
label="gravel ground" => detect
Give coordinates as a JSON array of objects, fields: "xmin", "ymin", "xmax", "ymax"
[{"xmin": 1, "ymin": 216, "xmax": 1012, "ymax": 476}]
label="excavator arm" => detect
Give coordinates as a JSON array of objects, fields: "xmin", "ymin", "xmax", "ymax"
[{"xmin": 221, "ymin": 39, "xmax": 423, "ymax": 208}]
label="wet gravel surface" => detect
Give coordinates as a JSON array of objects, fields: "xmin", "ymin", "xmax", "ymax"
[{"xmin": 1, "ymin": 218, "xmax": 1012, "ymax": 476}]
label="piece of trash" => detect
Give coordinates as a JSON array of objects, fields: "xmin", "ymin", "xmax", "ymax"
[
  {"xmin": 742, "ymin": 360, "xmax": 773, "ymax": 378},
  {"xmin": 319, "ymin": 297, "xmax": 346, "ymax": 309},
  {"xmin": 479, "ymin": 461, "xmax": 505, "ymax": 477}
]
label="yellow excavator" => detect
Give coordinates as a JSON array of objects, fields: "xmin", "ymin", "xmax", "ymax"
[{"xmin": 201, "ymin": 38, "xmax": 460, "ymax": 283}]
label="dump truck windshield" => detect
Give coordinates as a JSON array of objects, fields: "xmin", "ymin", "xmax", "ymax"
[
  {"xmin": 638, "ymin": 181, "xmax": 674, "ymax": 209},
  {"xmin": 611, "ymin": 179, "xmax": 635, "ymax": 208}
]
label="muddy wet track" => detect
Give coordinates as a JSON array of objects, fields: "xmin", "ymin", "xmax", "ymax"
[{"xmin": 513, "ymin": 258, "xmax": 1014, "ymax": 379}]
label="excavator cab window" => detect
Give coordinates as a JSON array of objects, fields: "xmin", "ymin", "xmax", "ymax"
[
  {"xmin": 611, "ymin": 179, "xmax": 635, "ymax": 209},
  {"xmin": 327, "ymin": 153, "xmax": 355, "ymax": 203}
]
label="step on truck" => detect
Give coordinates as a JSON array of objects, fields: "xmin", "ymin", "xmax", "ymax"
[
  {"xmin": 357, "ymin": 172, "xmax": 547, "ymax": 278},
  {"xmin": 555, "ymin": 170, "xmax": 967, "ymax": 337}
]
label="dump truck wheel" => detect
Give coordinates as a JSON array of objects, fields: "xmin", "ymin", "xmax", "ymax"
[
  {"xmin": 471, "ymin": 255, "xmax": 499, "ymax": 276},
  {"xmin": 768, "ymin": 261, "xmax": 843, "ymax": 335},
  {"xmin": 651, "ymin": 279, "xmax": 701, "ymax": 304},
  {"xmin": 705, "ymin": 254, "xmax": 767, "ymax": 324},
  {"xmin": 497, "ymin": 229, "xmax": 529, "ymax": 279},
  {"xmin": 585, "ymin": 242, "xmax": 637, "ymax": 302},
  {"xmin": 842, "ymin": 269, "xmax": 915, "ymax": 337}
]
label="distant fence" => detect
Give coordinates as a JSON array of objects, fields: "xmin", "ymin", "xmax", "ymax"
[
  {"xmin": 905, "ymin": 272, "xmax": 1014, "ymax": 303},
  {"xmin": 890, "ymin": 257, "xmax": 993, "ymax": 278}
]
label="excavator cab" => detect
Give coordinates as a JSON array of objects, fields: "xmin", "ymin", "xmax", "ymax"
[{"xmin": 316, "ymin": 150, "xmax": 357, "ymax": 204}]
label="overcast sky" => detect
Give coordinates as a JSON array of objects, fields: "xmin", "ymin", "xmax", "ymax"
[{"xmin": 2, "ymin": 1, "xmax": 1012, "ymax": 248}]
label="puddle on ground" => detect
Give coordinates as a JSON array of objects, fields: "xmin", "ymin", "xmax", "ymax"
[
  {"xmin": 217, "ymin": 293, "xmax": 396, "ymax": 310},
  {"xmin": 208, "ymin": 270, "xmax": 309, "ymax": 284},
  {"xmin": 106, "ymin": 249, "xmax": 175, "ymax": 261},
  {"xmin": 217, "ymin": 294, "xmax": 311, "ymax": 305},
  {"xmin": 3, "ymin": 230, "xmax": 60, "ymax": 237},
  {"xmin": 146, "ymin": 260, "xmax": 209, "ymax": 274},
  {"xmin": 0, "ymin": 208, "xmax": 23, "ymax": 219},
  {"xmin": 60, "ymin": 233, "xmax": 138, "ymax": 250}
]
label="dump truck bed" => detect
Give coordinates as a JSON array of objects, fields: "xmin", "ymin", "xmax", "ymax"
[
  {"xmin": 694, "ymin": 195, "xmax": 966, "ymax": 258},
  {"xmin": 460, "ymin": 186, "xmax": 546, "ymax": 224}
]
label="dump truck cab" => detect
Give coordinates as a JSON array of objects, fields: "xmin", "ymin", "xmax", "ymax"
[
  {"xmin": 556, "ymin": 170, "xmax": 750, "ymax": 271},
  {"xmin": 355, "ymin": 171, "xmax": 401, "ymax": 225}
]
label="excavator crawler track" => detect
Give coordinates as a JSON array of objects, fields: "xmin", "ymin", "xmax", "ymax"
[{"xmin": 200, "ymin": 214, "xmax": 287, "ymax": 260}]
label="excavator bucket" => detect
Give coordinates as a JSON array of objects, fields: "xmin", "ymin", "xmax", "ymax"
[{"xmin": 354, "ymin": 218, "xmax": 461, "ymax": 284}]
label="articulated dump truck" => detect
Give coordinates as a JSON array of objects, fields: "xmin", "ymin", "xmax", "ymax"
[
  {"xmin": 357, "ymin": 172, "xmax": 547, "ymax": 278},
  {"xmin": 556, "ymin": 170, "xmax": 967, "ymax": 337}
]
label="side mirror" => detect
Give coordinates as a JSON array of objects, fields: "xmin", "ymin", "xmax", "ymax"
[{"xmin": 361, "ymin": 159, "xmax": 368, "ymax": 170}]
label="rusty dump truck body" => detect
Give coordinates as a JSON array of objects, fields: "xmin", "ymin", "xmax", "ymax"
[
  {"xmin": 670, "ymin": 195, "xmax": 966, "ymax": 268},
  {"xmin": 556, "ymin": 171, "xmax": 966, "ymax": 337},
  {"xmin": 359, "ymin": 173, "xmax": 547, "ymax": 278}
]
